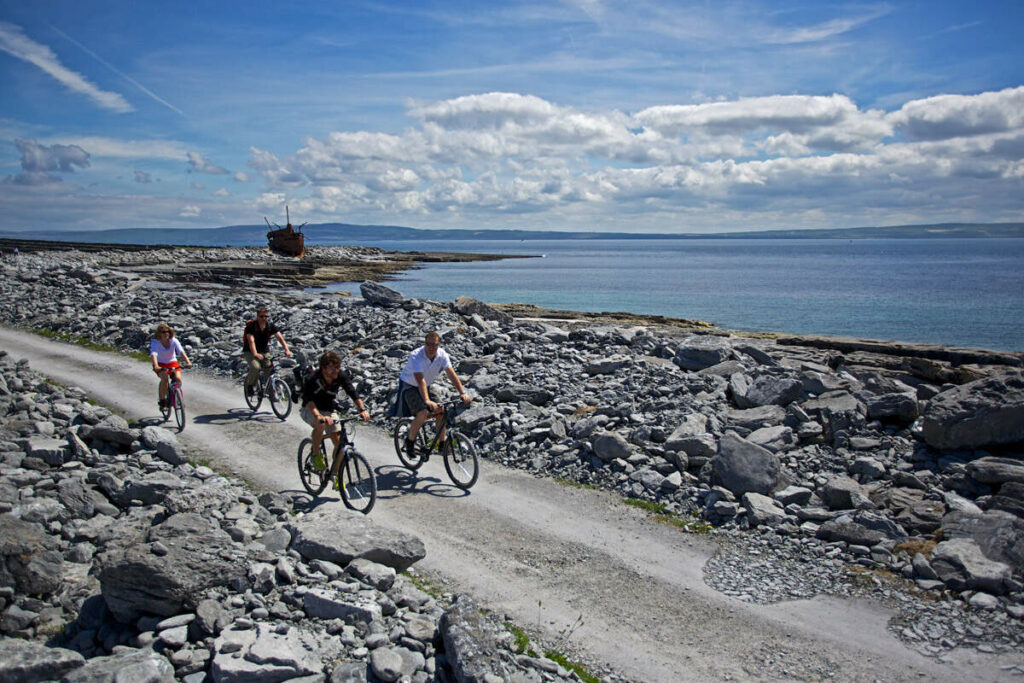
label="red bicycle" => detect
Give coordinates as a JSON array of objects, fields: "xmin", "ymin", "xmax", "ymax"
[{"xmin": 158, "ymin": 368, "xmax": 186, "ymax": 432}]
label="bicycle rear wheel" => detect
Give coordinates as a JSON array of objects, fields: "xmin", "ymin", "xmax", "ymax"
[
  {"xmin": 392, "ymin": 418, "xmax": 427, "ymax": 470},
  {"xmin": 172, "ymin": 386, "xmax": 186, "ymax": 432},
  {"xmin": 339, "ymin": 448, "xmax": 377, "ymax": 514},
  {"xmin": 244, "ymin": 379, "xmax": 261, "ymax": 411},
  {"xmin": 443, "ymin": 432, "xmax": 479, "ymax": 489},
  {"xmin": 269, "ymin": 376, "xmax": 292, "ymax": 419},
  {"xmin": 297, "ymin": 438, "xmax": 330, "ymax": 496}
]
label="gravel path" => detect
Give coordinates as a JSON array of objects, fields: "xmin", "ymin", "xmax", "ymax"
[{"xmin": 1, "ymin": 325, "xmax": 1021, "ymax": 682}]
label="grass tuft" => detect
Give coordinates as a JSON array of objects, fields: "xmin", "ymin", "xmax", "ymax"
[
  {"xmin": 623, "ymin": 497, "xmax": 713, "ymax": 534},
  {"xmin": 543, "ymin": 651, "xmax": 602, "ymax": 683}
]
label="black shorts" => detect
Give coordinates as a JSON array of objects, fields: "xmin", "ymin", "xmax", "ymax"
[{"xmin": 402, "ymin": 385, "xmax": 434, "ymax": 415}]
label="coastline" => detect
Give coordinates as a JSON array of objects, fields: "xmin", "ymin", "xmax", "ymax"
[
  {"xmin": 1, "ymin": 241, "xmax": 1023, "ymax": 680},
  {"xmin": 3, "ymin": 236, "xmax": 1020, "ymax": 364}
]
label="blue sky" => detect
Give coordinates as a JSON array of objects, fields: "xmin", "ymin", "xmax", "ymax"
[{"xmin": 1, "ymin": 0, "xmax": 1022, "ymax": 234}]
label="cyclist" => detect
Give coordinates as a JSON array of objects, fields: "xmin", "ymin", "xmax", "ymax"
[
  {"xmin": 300, "ymin": 351, "xmax": 370, "ymax": 475},
  {"xmin": 242, "ymin": 307, "xmax": 292, "ymax": 398},
  {"xmin": 150, "ymin": 323, "xmax": 192, "ymax": 410},
  {"xmin": 398, "ymin": 331, "xmax": 471, "ymax": 462}
]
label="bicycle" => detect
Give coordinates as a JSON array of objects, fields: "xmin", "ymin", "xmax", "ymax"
[
  {"xmin": 392, "ymin": 399, "xmax": 480, "ymax": 489},
  {"xmin": 158, "ymin": 368, "xmax": 186, "ymax": 433},
  {"xmin": 297, "ymin": 413, "xmax": 377, "ymax": 513},
  {"xmin": 243, "ymin": 356, "xmax": 293, "ymax": 419}
]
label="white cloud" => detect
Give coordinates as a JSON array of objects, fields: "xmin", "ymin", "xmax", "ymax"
[
  {"xmin": 47, "ymin": 136, "xmax": 188, "ymax": 160},
  {"xmin": 241, "ymin": 86, "xmax": 1024, "ymax": 229},
  {"xmin": 888, "ymin": 86, "xmax": 1024, "ymax": 141},
  {"xmin": 6, "ymin": 138, "xmax": 90, "ymax": 185},
  {"xmin": 179, "ymin": 204, "xmax": 201, "ymax": 217},
  {"xmin": 214, "ymin": 188, "xmax": 229, "ymax": 197},
  {"xmin": 187, "ymin": 151, "xmax": 230, "ymax": 175},
  {"xmin": 233, "ymin": 171, "xmax": 249, "ymax": 182},
  {"xmin": 0, "ymin": 22, "xmax": 132, "ymax": 113}
]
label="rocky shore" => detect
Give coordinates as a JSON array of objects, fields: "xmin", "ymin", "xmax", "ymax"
[{"xmin": 1, "ymin": 245, "xmax": 1023, "ymax": 681}]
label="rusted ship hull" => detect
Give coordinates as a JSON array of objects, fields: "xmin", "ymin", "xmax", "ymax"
[{"xmin": 267, "ymin": 227, "xmax": 304, "ymax": 257}]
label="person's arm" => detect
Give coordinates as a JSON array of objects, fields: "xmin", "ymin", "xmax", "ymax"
[
  {"xmin": 445, "ymin": 366, "xmax": 471, "ymax": 404},
  {"xmin": 338, "ymin": 371, "xmax": 370, "ymax": 421},
  {"xmin": 246, "ymin": 333, "xmax": 260, "ymax": 359},
  {"xmin": 151, "ymin": 351, "xmax": 161, "ymax": 374},
  {"xmin": 174, "ymin": 339, "xmax": 192, "ymax": 368},
  {"xmin": 274, "ymin": 331, "xmax": 292, "ymax": 357}
]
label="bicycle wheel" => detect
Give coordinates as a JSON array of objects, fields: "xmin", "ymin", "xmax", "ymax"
[
  {"xmin": 159, "ymin": 396, "xmax": 171, "ymax": 422},
  {"xmin": 268, "ymin": 376, "xmax": 292, "ymax": 419},
  {"xmin": 297, "ymin": 438, "xmax": 330, "ymax": 496},
  {"xmin": 392, "ymin": 418, "xmax": 427, "ymax": 470},
  {"xmin": 244, "ymin": 379, "xmax": 261, "ymax": 411},
  {"xmin": 172, "ymin": 386, "xmax": 186, "ymax": 433},
  {"xmin": 443, "ymin": 432, "xmax": 479, "ymax": 489},
  {"xmin": 339, "ymin": 448, "xmax": 377, "ymax": 514}
]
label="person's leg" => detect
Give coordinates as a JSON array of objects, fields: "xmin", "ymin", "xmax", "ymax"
[
  {"xmin": 243, "ymin": 352, "xmax": 261, "ymax": 390},
  {"xmin": 327, "ymin": 432, "xmax": 344, "ymax": 476},
  {"xmin": 158, "ymin": 373, "xmax": 168, "ymax": 402}
]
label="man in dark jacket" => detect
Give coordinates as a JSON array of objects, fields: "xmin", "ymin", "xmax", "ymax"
[{"xmin": 301, "ymin": 350, "xmax": 370, "ymax": 474}]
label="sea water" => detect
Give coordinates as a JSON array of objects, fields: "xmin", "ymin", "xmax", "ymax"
[{"xmin": 320, "ymin": 238, "xmax": 1024, "ymax": 352}]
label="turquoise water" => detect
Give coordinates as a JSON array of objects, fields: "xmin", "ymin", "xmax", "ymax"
[{"xmin": 321, "ymin": 238, "xmax": 1024, "ymax": 352}]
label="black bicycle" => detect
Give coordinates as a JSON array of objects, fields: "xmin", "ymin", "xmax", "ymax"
[
  {"xmin": 297, "ymin": 414, "xmax": 377, "ymax": 513},
  {"xmin": 158, "ymin": 369, "xmax": 186, "ymax": 432},
  {"xmin": 392, "ymin": 399, "xmax": 480, "ymax": 489},
  {"xmin": 243, "ymin": 356, "xmax": 292, "ymax": 419}
]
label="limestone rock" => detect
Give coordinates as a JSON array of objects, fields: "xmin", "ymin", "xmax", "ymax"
[
  {"xmin": 918, "ymin": 370, "xmax": 1024, "ymax": 449},
  {"xmin": 288, "ymin": 506, "xmax": 425, "ymax": 572}
]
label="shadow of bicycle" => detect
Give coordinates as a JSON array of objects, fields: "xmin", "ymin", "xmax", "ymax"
[
  {"xmin": 373, "ymin": 464, "xmax": 470, "ymax": 500},
  {"xmin": 191, "ymin": 408, "xmax": 287, "ymax": 426}
]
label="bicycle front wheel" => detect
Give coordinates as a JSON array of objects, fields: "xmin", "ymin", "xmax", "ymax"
[
  {"xmin": 392, "ymin": 418, "xmax": 426, "ymax": 470},
  {"xmin": 172, "ymin": 387, "xmax": 186, "ymax": 432},
  {"xmin": 269, "ymin": 376, "xmax": 292, "ymax": 419},
  {"xmin": 444, "ymin": 433, "xmax": 479, "ymax": 489},
  {"xmin": 339, "ymin": 448, "xmax": 377, "ymax": 514},
  {"xmin": 244, "ymin": 380, "xmax": 261, "ymax": 411},
  {"xmin": 159, "ymin": 396, "xmax": 171, "ymax": 422},
  {"xmin": 297, "ymin": 438, "xmax": 330, "ymax": 496}
]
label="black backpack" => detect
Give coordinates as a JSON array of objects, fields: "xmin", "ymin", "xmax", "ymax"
[{"xmin": 290, "ymin": 364, "xmax": 316, "ymax": 403}]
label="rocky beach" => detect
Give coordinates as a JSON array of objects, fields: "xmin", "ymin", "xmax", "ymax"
[{"xmin": 0, "ymin": 243, "xmax": 1023, "ymax": 682}]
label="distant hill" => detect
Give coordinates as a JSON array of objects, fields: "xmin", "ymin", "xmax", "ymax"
[{"xmin": 2, "ymin": 221, "xmax": 1022, "ymax": 246}]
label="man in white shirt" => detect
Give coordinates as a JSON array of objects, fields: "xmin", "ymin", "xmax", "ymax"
[{"xmin": 399, "ymin": 331, "xmax": 471, "ymax": 460}]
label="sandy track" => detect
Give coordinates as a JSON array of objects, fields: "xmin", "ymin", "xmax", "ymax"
[{"xmin": 1, "ymin": 325, "xmax": 1017, "ymax": 682}]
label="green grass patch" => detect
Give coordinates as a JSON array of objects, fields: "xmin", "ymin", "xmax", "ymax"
[
  {"xmin": 504, "ymin": 623, "xmax": 537, "ymax": 657},
  {"xmin": 23, "ymin": 326, "xmax": 150, "ymax": 362},
  {"xmin": 553, "ymin": 477, "xmax": 596, "ymax": 490},
  {"xmin": 401, "ymin": 570, "xmax": 446, "ymax": 601},
  {"xmin": 542, "ymin": 650, "xmax": 602, "ymax": 683},
  {"xmin": 623, "ymin": 497, "xmax": 713, "ymax": 534}
]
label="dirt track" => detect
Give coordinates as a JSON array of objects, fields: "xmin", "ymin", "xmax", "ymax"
[{"xmin": 1, "ymin": 325, "xmax": 1019, "ymax": 682}]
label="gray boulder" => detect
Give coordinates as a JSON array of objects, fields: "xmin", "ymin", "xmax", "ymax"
[
  {"xmin": 674, "ymin": 336, "xmax": 734, "ymax": 371},
  {"xmin": 864, "ymin": 392, "xmax": 919, "ymax": 422},
  {"xmin": 452, "ymin": 296, "xmax": 513, "ymax": 324},
  {"xmin": 941, "ymin": 510, "xmax": 1024, "ymax": 574},
  {"xmin": 0, "ymin": 638, "xmax": 84, "ymax": 683},
  {"xmin": 90, "ymin": 414, "xmax": 137, "ymax": 446},
  {"xmin": 710, "ymin": 431, "xmax": 783, "ymax": 496},
  {"xmin": 0, "ymin": 513, "xmax": 63, "ymax": 595},
  {"xmin": 61, "ymin": 648, "xmax": 174, "ymax": 683},
  {"xmin": 440, "ymin": 594, "xmax": 514, "ymax": 682},
  {"xmin": 211, "ymin": 623, "xmax": 324, "ymax": 683},
  {"xmin": 966, "ymin": 456, "xmax": 1024, "ymax": 485},
  {"xmin": 494, "ymin": 385, "xmax": 553, "ymax": 406},
  {"xmin": 360, "ymin": 282, "xmax": 406, "ymax": 307},
  {"xmin": 726, "ymin": 405, "xmax": 787, "ymax": 432},
  {"xmin": 96, "ymin": 512, "xmax": 249, "ymax": 622},
  {"xmin": 931, "ymin": 537, "xmax": 1013, "ymax": 594},
  {"xmin": 591, "ymin": 430, "xmax": 632, "ymax": 462},
  {"xmin": 141, "ymin": 426, "xmax": 188, "ymax": 465},
  {"xmin": 918, "ymin": 370, "xmax": 1024, "ymax": 449},
  {"xmin": 733, "ymin": 374, "xmax": 801, "ymax": 408},
  {"xmin": 742, "ymin": 492, "xmax": 787, "ymax": 527},
  {"xmin": 288, "ymin": 506, "xmax": 425, "ymax": 572},
  {"xmin": 819, "ymin": 476, "xmax": 874, "ymax": 510}
]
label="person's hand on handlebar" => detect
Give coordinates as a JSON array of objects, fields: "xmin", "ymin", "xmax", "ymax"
[
  {"xmin": 459, "ymin": 391, "xmax": 471, "ymax": 406},
  {"xmin": 358, "ymin": 408, "xmax": 370, "ymax": 422},
  {"xmin": 152, "ymin": 366, "xmax": 162, "ymax": 376},
  {"xmin": 426, "ymin": 399, "xmax": 439, "ymax": 413},
  {"xmin": 318, "ymin": 414, "xmax": 335, "ymax": 427}
]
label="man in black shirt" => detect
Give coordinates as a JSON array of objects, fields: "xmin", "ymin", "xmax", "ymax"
[
  {"xmin": 242, "ymin": 307, "xmax": 292, "ymax": 394},
  {"xmin": 301, "ymin": 350, "xmax": 370, "ymax": 475}
]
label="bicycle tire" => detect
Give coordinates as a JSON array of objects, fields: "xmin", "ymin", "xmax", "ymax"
[
  {"xmin": 172, "ymin": 386, "xmax": 186, "ymax": 433},
  {"xmin": 339, "ymin": 448, "xmax": 377, "ymax": 514},
  {"xmin": 244, "ymin": 380, "xmax": 261, "ymax": 411},
  {"xmin": 392, "ymin": 418, "xmax": 426, "ymax": 470},
  {"xmin": 159, "ymin": 397, "xmax": 171, "ymax": 422},
  {"xmin": 297, "ymin": 438, "xmax": 330, "ymax": 496},
  {"xmin": 444, "ymin": 432, "xmax": 479, "ymax": 489},
  {"xmin": 268, "ymin": 376, "xmax": 292, "ymax": 419}
]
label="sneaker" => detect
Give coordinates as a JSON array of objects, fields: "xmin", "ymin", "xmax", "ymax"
[
  {"xmin": 405, "ymin": 438, "xmax": 418, "ymax": 461},
  {"xmin": 244, "ymin": 384, "xmax": 256, "ymax": 397},
  {"xmin": 312, "ymin": 452, "xmax": 326, "ymax": 470}
]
